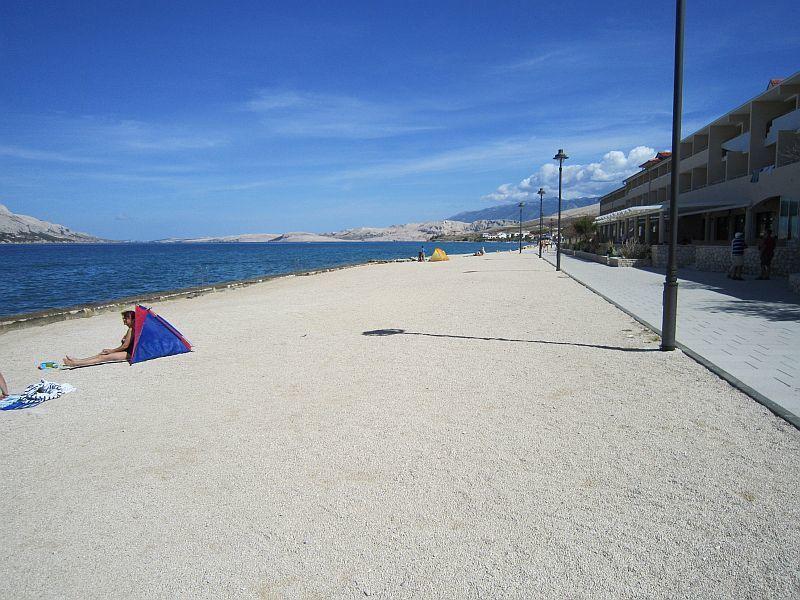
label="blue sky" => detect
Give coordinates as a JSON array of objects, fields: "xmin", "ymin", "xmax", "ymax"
[{"xmin": 1, "ymin": 1, "xmax": 798, "ymax": 240}]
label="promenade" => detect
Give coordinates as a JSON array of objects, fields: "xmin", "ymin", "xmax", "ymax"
[
  {"xmin": 1, "ymin": 252, "xmax": 798, "ymax": 598},
  {"xmin": 543, "ymin": 250, "xmax": 800, "ymax": 426}
]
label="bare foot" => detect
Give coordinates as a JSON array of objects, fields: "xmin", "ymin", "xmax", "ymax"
[{"xmin": 63, "ymin": 357, "xmax": 75, "ymax": 367}]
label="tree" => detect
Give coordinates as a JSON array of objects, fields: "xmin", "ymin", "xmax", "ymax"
[{"xmin": 572, "ymin": 216, "xmax": 597, "ymax": 243}]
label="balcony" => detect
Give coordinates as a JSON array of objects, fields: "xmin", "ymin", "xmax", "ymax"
[
  {"xmin": 680, "ymin": 147, "xmax": 708, "ymax": 172},
  {"xmin": 765, "ymin": 108, "xmax": 800, "ymax": 146},
  {"xmin": 721, "ymin": 131, "xmax": 750, "ymax": 153}
]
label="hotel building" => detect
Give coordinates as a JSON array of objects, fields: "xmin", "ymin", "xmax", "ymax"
[{"xmin": 596, "ymin": 71, "xmax": 800, "ymax": 249}]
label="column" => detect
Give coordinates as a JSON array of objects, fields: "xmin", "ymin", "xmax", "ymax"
[
  {"xmin": 703, "ymin": 213, "xmax": 711, "ymax": 242},
  {"xmin": 658, "ymin": 212, "xmax": 665, "ymax": 243},
  {"xmin": 744, "ymin": 207, "xmax": 755, "ymax": 244},
  {"xmin": 644, "ymin": 215, "xmax": 651, "ymax": 245}
]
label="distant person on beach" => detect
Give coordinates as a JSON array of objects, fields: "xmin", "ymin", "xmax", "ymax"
[
  {"xmin": 727, "ymin": 232, "xmax": 746, "ymax": 280},
  {"xmin": 0, "ymin": 371, "xmax": 8, "ymax": 400},
  {"xmin": 63, "ymin": 310, "xmax": 136, "ymax": 367},
  {"xmin": 757, "ymin": 229, "xmax": 776, "ymax": 280},
  {"xmin": 418, "ymin": 247, "xmax": 425, "ymax": 262}
]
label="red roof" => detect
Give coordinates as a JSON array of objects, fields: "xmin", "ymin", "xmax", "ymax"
[
  {"xmin": 638, "ymin": 151, "xmax": 672, "ymax": 169},
  {"xmin": 767, "ymin": 78, "xmax": 783, "ymax": 90}
]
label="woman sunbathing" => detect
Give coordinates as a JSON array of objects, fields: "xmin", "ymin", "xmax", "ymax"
[{"xmin": 63, "ymin": 310, "xmax": 135, "ymax": 367}]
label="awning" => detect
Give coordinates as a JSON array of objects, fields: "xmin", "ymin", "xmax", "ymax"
[
  {"xmin": 594, "ymin": 205, "xmax": 661, "ymax": 224},
  {"xmin": 596, "ymin": 197, "xmax": 753, "ymax": 224}
]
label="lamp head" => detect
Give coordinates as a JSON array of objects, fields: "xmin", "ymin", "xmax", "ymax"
[
  {"xmin": 518, "ymin": 201, "xmax": 525, "ymax": 208},
  {"xmin": 553, "ymin": 149, "xmax": 569, "ymax": 161},
  {"xmin": 537, "ymin": 187, "xmax": 545, "ymax": 196}
]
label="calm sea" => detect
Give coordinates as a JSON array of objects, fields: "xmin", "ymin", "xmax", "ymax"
[{"xmin": 0, "ymin": 241, "xmax": 515, "ymax": 318}]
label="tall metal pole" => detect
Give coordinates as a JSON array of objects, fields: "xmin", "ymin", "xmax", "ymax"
[
  {"xmin": 518, "ymin": 202, "xmax": 525, "ymax": 253},
  {"xmin": 557, "ymin": 163, "xmax": 562, "ymax": 269},
  {"xmin": 661, "ymin": 0, "xmax": 685, "ymax": 351},
  {"xmin": 553, "ymin": 149, "xmax": 568, "ymax": 271},
  {"xmin": 538, "ymin": 187, "xmax": 545, "ymax": 259}
]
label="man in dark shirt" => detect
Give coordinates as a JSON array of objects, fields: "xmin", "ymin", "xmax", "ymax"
[{"xmin": 757, "ymin": 229, "xmax": 776, "ymax": 280}]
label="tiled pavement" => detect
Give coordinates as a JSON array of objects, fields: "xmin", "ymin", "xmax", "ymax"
[{"xmin": 540, "ymin": 249, "xmax": 800, "ymax": 425}]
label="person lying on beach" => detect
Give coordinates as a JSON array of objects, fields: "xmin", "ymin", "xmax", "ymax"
[
  {"xmin": 0, "ymin": 371, "xmax": 9, "ymax": 400},
  {"xmin": 63, "ymin": 310, "xmax": 135, "ymax": 368}
]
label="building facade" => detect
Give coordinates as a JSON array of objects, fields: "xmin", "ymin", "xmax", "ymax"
[{"xmin": 596, "ymin": 71, "xmax": 800, "ymax": 249}]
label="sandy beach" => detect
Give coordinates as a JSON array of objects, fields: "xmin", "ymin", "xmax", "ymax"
[{"xmin": 1, "ymin": 251, "xmax": 798, "ymax": 598}]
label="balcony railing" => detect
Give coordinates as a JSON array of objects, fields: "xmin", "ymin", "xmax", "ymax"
[{"xmin": 765, "ymin": 108, "xmax": 800, "ymax": 146}]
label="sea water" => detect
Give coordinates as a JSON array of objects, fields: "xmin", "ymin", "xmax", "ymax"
[{"xmin": 0, "ymin": 241, "xmax": 516, "ymax": 318}]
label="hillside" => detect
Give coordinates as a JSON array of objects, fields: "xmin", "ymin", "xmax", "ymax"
[
  {"xmin": 328, "ymin": 219, "xmax": 513, "ymax": 242},
  {"xmin": 270, "ymin": 232, "xmax": 349, "ymax": 243},
  {"xmin": 0, "ymin": 204, "xmax": 103, "ymax": 243},
  {"xmin": 154, "ymin": 233, "xmax": 282, "ymax": 243},
  {"xmin": 448, "ymin": 197, "xmax": 597, "ymax": 223}
]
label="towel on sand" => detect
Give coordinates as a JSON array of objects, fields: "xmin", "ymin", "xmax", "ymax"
[{"xmin": 1, "ymin": 380, "xmax": 76, "ymax": 411}]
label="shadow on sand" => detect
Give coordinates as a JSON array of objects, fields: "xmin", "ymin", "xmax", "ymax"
[{"xmin": 362, "ymin": 329, "xmax": 658, "ymax": 353}]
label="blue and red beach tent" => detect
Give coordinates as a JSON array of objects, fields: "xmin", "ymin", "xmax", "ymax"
[{"xmin": 129, "ymin": 305, "xmax": 192, "ymax": 364}]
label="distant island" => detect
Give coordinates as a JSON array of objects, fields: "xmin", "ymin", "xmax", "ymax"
[{"xmin": 1, "ymin": 197, "xmax": 599, "ymax": 244}]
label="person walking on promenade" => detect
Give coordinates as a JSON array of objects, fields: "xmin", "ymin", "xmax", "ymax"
[
  {"xmin": 0, "ymin": 371, "xmax": 9, "ymax": 400},
  {"xmin": 728, "ymin": 232, "xmax": 747, "ymax": 280},
  {"xmin": 757, "ymin": 228, "xmax": 776, "ymax": 280},
  {"xmin": 418, "ymin": 246, "xmax": 425, "ymax": 262}
]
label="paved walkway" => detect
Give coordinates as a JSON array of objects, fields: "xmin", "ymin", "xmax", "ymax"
[{"xmin": 541, "ymin": 249, "xmax": 800, "ymax": 425}]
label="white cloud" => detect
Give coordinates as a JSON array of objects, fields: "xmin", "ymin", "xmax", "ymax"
[
  {"xmin": 0, "ymin": 145, "xmax": 102, "ymax": 164},
  {"xmin": 332, "ymin": 138, "xmax": 535, "ymax": 180},
  {"xmin": 483, "ymin": 145, "xmax": 658, "ymax": 201},
  {"xmin": 104, "ymin": 120, "xmax": 225, "ymax": 151},
  {"xmin": 245, "ymin": 89, "xmax": 439, "ymax": 139},
  {"xmin": 495, "ymin": 50, "xmax": 570, "ymax": 73}
]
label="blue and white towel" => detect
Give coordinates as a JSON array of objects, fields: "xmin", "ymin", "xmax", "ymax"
[{"xmin": 0, "ymin": 380, "xmax": 76, "ymax": 411}]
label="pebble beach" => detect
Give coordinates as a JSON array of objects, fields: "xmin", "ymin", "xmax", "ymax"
[{"xmin": 1, "ymin": 251, "xmax": 798, "ymax": 598}]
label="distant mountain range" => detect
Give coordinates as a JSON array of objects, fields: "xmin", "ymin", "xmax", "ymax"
[
  {"xmin": 0, "ymin": 204, "xmax": 104, "ymax": 243},
  {"xmin": 158, "ymin": 220, "xmax": 515, "ymax": 244},
  {"xmin": 1, "ymin": 196, "xmax": 599, "ymax": 244},
  {"xmin": 448, "ymin": 197, "xmax": 598, "ymax": 223}
]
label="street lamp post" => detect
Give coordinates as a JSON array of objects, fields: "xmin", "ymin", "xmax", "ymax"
[
  {"xmin": 537, "ymin": 187, "xmax": 545, "ymax": 259},
  {"xmin": 553, "ymin": 149, "xmax": 569, "ymax": 271},
  {"xmin": 518, "ymin": 202, "xmax": 525, "ymax": 253},
  {"xmin": 661, "ymin": 0, "xmax": 685, "ymax": 352}
]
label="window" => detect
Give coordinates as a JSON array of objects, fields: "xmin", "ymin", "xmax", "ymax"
[
  {"xmin": 715, "ymin": 216, "xmax": 730, "ymax": 241},
  {"xmin": 733, "ymin": 214, "xmax": 746, "ymax": 234},
  {"xmin": 778, "ymin": 197, "xmax": 800, "ymax": 240},
  {"xmin": 756, "ymin": 211, "xmax": 774, "ymax": 237}
]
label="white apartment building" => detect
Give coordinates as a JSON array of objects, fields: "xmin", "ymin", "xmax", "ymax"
[{"xmin": 596, "ymin": 71, "xmax": 800, "ymax": 247}]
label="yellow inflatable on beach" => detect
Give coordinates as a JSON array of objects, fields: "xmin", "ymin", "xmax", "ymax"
[{"xmin": 429, "ymin": 248, "xmax": 449, "ymax": 262}]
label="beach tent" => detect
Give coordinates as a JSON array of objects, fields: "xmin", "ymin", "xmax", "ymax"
[
  {"xmin": 429, "ymin": 248, "xmax": 449, "ymax": 262},
  {"xmin": 129, "ymin": 305, "xmax": 192, "ymax": 364}
]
